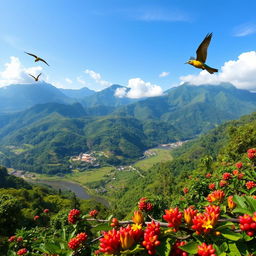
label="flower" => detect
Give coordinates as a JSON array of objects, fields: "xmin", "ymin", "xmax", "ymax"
[
  {"xmin": 68, "ymin": 232, "xmax": 88, "ymax": 250},
  {"xmin": 131, "ymin": 224, "xmax": 144, "ymax": 241},
  {"xmin": 163, "ymin": 207, "xmax": 183, "ymax": 231},
  {"xmin": 138, "ymin": 198, "xmax": 153, "ymax": 212},
  {"xmin": 34, "ymin": 215, "xmax": 40, "ymax": 221},
  {"xmin": 238, "ymin": 173, "xmax": 244, "ymax": 180},
  {"xmin": 170, "ymin": 240, "xmax": 188, "ymax": 256},
  {"xmin": 205, "ymin": 173, "xmax": 212, "ymax": 178},
  {"xmin": 239, "ymin": 212, "xmax": 256, "ymax": 236},
  {"xmin": 197, "ymin": 243, "xmax": 216, "ymax": 256},
  {"xmin": 227, "ymin": 196, "xmax": 236, "ymax": 210},
  {"xmin": 184, "ymin": 206, "xmax": 198, "ymax": 226},
  {"xmin": 8, "ymin": 236, "xmax": 16, "ymax": 242},
  {"xmin": 17, "ymin": 248, "xmax": 27, "ymax": 255},
  {"xmin": 17, "ymin": 237, "xmax": 23, "ymax": 242},
  {"xmin": 246, "ymin": 181, "xmax": 256, "ymax": 190},
  {"xmin": 247, "ymin": 148, "xmax": 256, "ymax": 159},
  {"xmin": 206, "ymin": 190, "xmax": 225, "ymax": 203},
  {"xmin": 89, "ymin": 209, "xmax": 99, "ymax": 218},
  {"xmin": 183, "ymin": 187, "xmax": 189, "ymax": 194},
  {"xmin": 43, "ymin": 209, "xmax": 49, "ymax": 213},
  {"xmin": 233, "ymin": 169, "xmax": 239, "ymax": 176},
  {"xmin": 120, "ymin": 225, "xmax": 135, "ymax": 250},
  {"xmin": 132, "ymin": 210, "xmax": 144, "ymax": 225},
  {"xmin": 99, "ymin": 229, "xmax": 121, "ymax": 255},
  {"xmin": 142, "ymin": 221, "xmax": 161, "ymax": 255},
  {"xmin": 192, "ymin": 206, "xmax": 220, "ymax": 235},
  {"xmin": 219, "ymin": 180, "xmax": 228, "ymax": 187},
  {"xmin": 222, "ymin": 172, "xmax": 232, "ymax": 180},
  {"xmin": 235, "ymin": 162, "xmax": 243, "ymax": 169},
  {"xmin": 208, "ymin": 183, "xmax": 215, "ymax": 190},
  {"xmin": 68, "ymin": 209, "xmax": 81, "ymax": 224},
  {"xmin": 110, "ymin": 217, "xmax": 119, "ymax": 227}
]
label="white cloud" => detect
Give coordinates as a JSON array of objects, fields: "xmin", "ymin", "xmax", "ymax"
[
  {"xmin": 115, "ymin": 78, "xmax": 163, "ymax": 99},
  {"xmin": 233, "ymin": 23, "xmax": 256, "ymax": 37},
  {"xmin": 65, "ymin": 78, "xmax": 72, "ymax": 84},
  {"xmin": 159, "ymin": 71, "xmax": 170, "ymax": 78},
  {"xmin": 0, "ymin": 56, "xmax": 42, "ymax": 87},
  {"xmin": 180, "ymin": 51, "xmax": 256, "ymax": 91},
  {"xmin": 84, "ymin": 69, "xmax": 111, "ymax": 87},
  {"xmin": 77, "ymin": 76, "xmax": 87, "ymax": 85}
]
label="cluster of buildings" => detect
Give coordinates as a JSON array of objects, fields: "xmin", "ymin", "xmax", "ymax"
[{"xmin": 71, "ymin": 153, "xmax": 96, "ymax": 164}]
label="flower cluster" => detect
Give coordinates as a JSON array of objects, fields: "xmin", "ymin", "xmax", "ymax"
[
  {"xmin": 222, "ymin": 172, "xmax": 232, "ymax": 180},
  {"xmin": 89, "ymin": 209, "xmax": 99, "ymax": 218},
  {"xmin": 246, "ymin": 181, "xmax": 256, "ymax": 190},
  {"xmin": 110, "ymin": 217, "xmax": 119, "ymax": 227},
  {"xmin": 43, "ymin": 208, "xmax": 49, "ymax": 213},
  {"xmin": 183, "ymin": 187, "xmax": 189, "ymax": 194},
  {"xmin": 68, "ymin": 232, "xmax": 88, "ymax": 250},
  {"xmin": 16, "ymin": 248, "xmax": 27, "ymax": 255},
  {"xmin": 163, "ymin": 207, "xmax": 183, "ymax": 231},
  {"xmin": 132, "ymin": 210, "xmax": 144, "ymax": 225},
  {"xmin": 227, "ymin": 195, "xmax": 236, "ymax": 210},
  {"xmin": 33, "ymin": 215, "xmax": 40, "ymax": 221},
  {"xmin": 192, "ymin": 205, "xmax": 220, "ymax": 234},
  {"xmin": 170, "ymin": 241, "xmax": 188, "ymax": 256},
  {"xmin": 239, "ymin": 212, "xmax": 256, "ymax": 236},
  {"xmin": 8, "ymin": 236, "xmax": 16, "ymax": 242},
  {"xmin": 235, "ymin": 162, "xmax": 243, "ymax": 169},
  {"xmin": 142, "ymin": 221, "xmax": 161, "ymax": 255},
  {"xmin": 99, "ymin": 229, "xmax": 121, "ymax": 254},
  {"xmin": 206, "ymin": 190, "xmax": 225, "ymax": 203},
  {"xmin": 197, "ymin": 243, "xmax": 216, "ymax": 256},
  {"xmin": 138, "ymin": 197, "xmax": 153, "ymax": 212},
  {"xmin": 247, "ymin": 148, "xmax": 256, "ymax": 159},
  {"xmin": 208, "ymin": 183, "xmax": 215, "ymax": 190},
  {"xmin": 68, "ymin": 209, "xmax": 81, "ymax": 224},
  {"xmin": 119, "ymin": 225, "xmax": 136, "ymax": 250}
]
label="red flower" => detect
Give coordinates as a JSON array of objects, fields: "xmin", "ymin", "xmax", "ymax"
[
  {"xmin": 183, "ymin": 187, "xmax": 189, "ymax": 194},
  {"xmin": 227, "ymin": 196, "xmax": 236, "ymax": 210},
  {"xmin": 110, "ymin": 217, "xmax": 119, "ymax": 227},
  {"xmin": 206, "ymin": 190, "xmax": 225, "ymax": 203},
  {"xmin": 142, "ymin": 221, "xmax": 161, "ymax": 255},
  {"xmin": 99, "ymin": 229, "xmax": 121, "ymax": 255},
  {"xmin": 68, "ymin": 209, "xmax": 81, "ymax": 224},
  {"xmin": 222, "ymin": 172, "xmax": 232, "ymax": 180},
  {"xmin": 89, "ymin": 209, "xmax": 99, "ymax": 218},
  {"xmin": 246, "ymin": 181, "xmax": 256, "ymax": 190},
  {"xmin": 34, "ymin": 215, "xmax": 40, "ymax": 221},
  {"xmin": 68, "ymin": 232, "xmax": 88, "ymax": 250},
  {"xmin": 184, "ymin": 206, "xmax": 198, "ymax": 226},
  {"xmin": 17, "ymin": 237, "xmax": 23, "ymax": 242},
  {"xmin": 239, "ymin": 212, "xmax": 256, "ymax": 236},
  {"xmin": 163, "ymin": 207, "xmax": 183, "ymax": 231},
  {"xmin": 247, "ymin": 148, "xmax": 256, "ymax": 159},
  {"xmin": 233, "ymin": 169, "xmax": 239, "ymax": 176},
  {"xmin": 238, "ymin": 173, "xmax": 244, "ymax": 180},
  {"xmin": 208, "ymin": 183, "xmax": 215, "ymax": 190},
  {"xmin": 17, "ymin": 248, "xmax": 27, "ymax": 255},
  {"xmin": 43, "ymin": 209, "xmax": 49, "ymax": 213},
  {"xmin": 219, "ymin": 180, "xmax": 228, "ymax": 187},
  {"xmin": 197, "ymin": 243, "xmax": 216, "ymax": 256},
  {"xmin": 119, "ymin": 225, "xmax": 136, "ymax": 250},
  {"xmin": 235, "ymin": 162, "xmax": 243, "ymax": 169},
  {"xmin": 170, "ymin": 240, "xmax": 188, "ymax": 256},
  {"xmin": 8, "ymin": 236, "xmax": 16, "ymax": 242},
  {"xmin": 138, "ymin": 197, "xmax": 153, "ymax": 212},
  {"xmin": 205, "ymin": 173, "xmax": 212, "ymax": 178}
]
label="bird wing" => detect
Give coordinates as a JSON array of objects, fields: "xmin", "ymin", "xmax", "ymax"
[
  {"xmin": 25, "ymin": 52, "xmax": 38, "ymax": 58},
  {"xmin": 36, "ymin": 73, "xmax": 42, "ymax": 79},
  {"xmin": 196, "ymin": 33, "xmax": 213, "ymax": 63},
  {"xmin": 38, "ymin": 58, "xmax": 49, "ymax": 66},
  {"xmin": 29, "ymin": 74, "xmax": 36, "ymax": 80}
]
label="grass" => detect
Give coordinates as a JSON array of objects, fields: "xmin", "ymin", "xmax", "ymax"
[
  {"xmin": 67, "ymin": 166, "xmax": 114, "ymax": 185},
  {"xmin": 134, "ymin": 148, "xmax": 173, "ymax": 170}
]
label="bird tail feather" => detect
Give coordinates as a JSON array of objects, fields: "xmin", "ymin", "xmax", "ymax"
[{"xmin": 204, "ymin": 65, "xmax": 218, "ymax": 74}]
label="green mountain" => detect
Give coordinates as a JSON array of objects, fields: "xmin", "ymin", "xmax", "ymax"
[
  {"xmin": 0, "ymin": 82, "xmax": 74, "ymax": 113},
  {"xmin": 116, "ymin": 83, "xmax": 256, "ymax": 137}
]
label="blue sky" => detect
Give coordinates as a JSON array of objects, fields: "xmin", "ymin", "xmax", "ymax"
[{"xmin": 1, "ymin": 0, "xmax": 256, "ymax": 95}]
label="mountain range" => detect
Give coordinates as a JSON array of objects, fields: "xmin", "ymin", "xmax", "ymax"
[{"xmin": 0, "ymin": 82, "xmax": 256, "ymax": 173}]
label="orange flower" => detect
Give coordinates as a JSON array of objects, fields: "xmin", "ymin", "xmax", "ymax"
[
  {"xmin": 233, "ymin": 169, "xmax": 239, "ymax": 176},
  {"xmin": 163, "ymin": 207, "xmax": 183, "ymax": 232},
  {"xmin": 207, "ymin": 190, "xmax": 225, "ymax": 203},
  {"xmin": 197, "ymin": 243, "xmax": 216, "ymax": 256},
  {"xmin": 120, "ymin": 226, "xmax": 135, "ymax": 250},
  {"xmin": 227, "ymin": 196, "xmax": 236, "ymax": 210},
  {"xmin": 184, "ymin": 206, "xmax": 198, "ymax": 226},
  {"xmin": 132, "ymin": 210, "xmax": 144, "ymax": 225}
]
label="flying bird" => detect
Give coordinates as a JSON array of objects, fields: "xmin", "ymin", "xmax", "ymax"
[
  {"xmin": 29, "ymin": 73, "xmax": 42, "ymax": 82},
  {"xmin": 25, "ymin": 52, "xmax": 49, "ymax": 66},
  {"xmin": 185, "ymin": 33, "xmax": 218, "ymax": 74}
]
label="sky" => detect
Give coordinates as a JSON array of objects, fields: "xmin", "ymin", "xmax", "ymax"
[{"xmin": 1, "ymin": 0, "xmax": 256, "ymax": 98}]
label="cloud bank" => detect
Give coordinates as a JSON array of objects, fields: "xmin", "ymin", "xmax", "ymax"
[
  {"xmin": 115, "ymin": 78, "xmax": 163, "ymax": 99},
  {"xmin": 84, "ymin": 69, "xmax": 111, "ymax": 87},
  {"xmin": 180, "ymin": 51, "xmax": 256, "ymax": 90},
  {"xmin": 0, "ymin": 56, "xmax": 42, "ymax": 87}
]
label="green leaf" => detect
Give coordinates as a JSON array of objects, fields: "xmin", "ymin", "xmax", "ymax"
[
  {"xmin": 179, "ymin": 241, "xmax": 199, "ymax": 254},
  {"xmin": 221, "ymin": 229, "xmax": 242, "ymax": 241},
  {"xmin": 155, "ymin": 237, "xmax": 172, "ymax": 256},
  {"xmin": 228, "ymin": 243, "xmax": 241, "ymax": 256},
  {"xmin": 233, "ymin": 195, "xmax": 246, "ymax": 209},
  {"xmin": 120, "ymin": 244, "xmax": 145, "ymax": 255}
]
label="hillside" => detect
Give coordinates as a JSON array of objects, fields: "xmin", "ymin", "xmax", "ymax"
[{"xmin": 0, "ymin": 82, "xmax": 74, "ymax": 113}]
